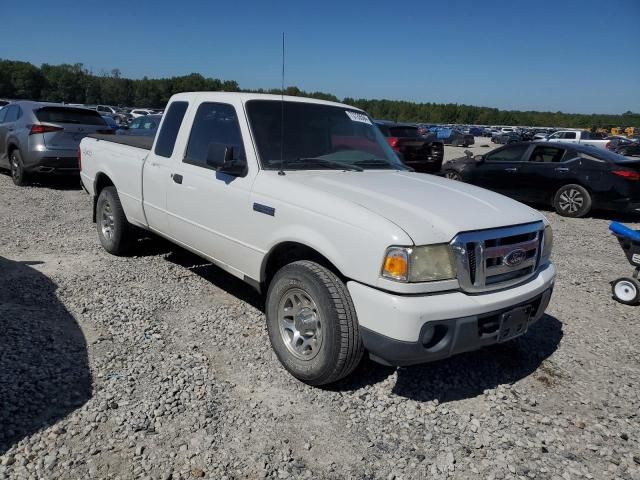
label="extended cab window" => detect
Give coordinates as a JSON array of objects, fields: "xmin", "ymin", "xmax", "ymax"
[
  {"xmin": 529, "ymin": 146, "xmax": 565, "ymax": 163},
  {"xmin": 562, "ymin": 132, "xmax": 576, "ymax": 140},
  {"xmin": 184, "ymin": 102, "xmax": 245, "ymax": 168},
  {"xmin": 154, "ymin": 101, "xmax": 188, "ymax": 158},
  {"xmin": 485, "ymin": 144, "xmax": 529, "ymax": 162}
]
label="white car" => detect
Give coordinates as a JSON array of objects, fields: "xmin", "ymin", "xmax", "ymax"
[
  {"xmin": 80, "ymin": 92, "xmax": 556, "ymax": 385},
  {"xmin": 130, "ymin": 109, "xmax": 154, "ymax": 119}
]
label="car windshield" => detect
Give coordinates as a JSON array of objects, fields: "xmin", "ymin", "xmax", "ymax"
[{"xmin": 246, "ymin": 100, "xmax": 407, "ymax": 171}]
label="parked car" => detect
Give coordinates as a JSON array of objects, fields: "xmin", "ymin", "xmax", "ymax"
[
  {"xmin": 538, "ymin": 130, "xmax": 609, "ymax": 149},
  {"xmin": 441, "ymin": 142, "xmax": 640, "ymax": 217},
  {"xmin": 375, "ymin": 121, "xmax": 444, "ymax": 173},
  {"xmin": 101, "ymin": 115, "xmax": 120, "ymax": 132},
  {"xmin": 0, "ymin": 101, "xmax": 112, "ymax": 185},
  {"xmin": 492, "ymin": 132, "xmax": 521, "ymax": 144},
  {"xmin": 130, "ymin": 109, "xmax": 154, "ymax": 119},
  {"xmin": 606, "ymin": 136, "xmax": 636, "ymax": 151},
  {"xmin": 79, "ymin": 92, "xmax": 555, "ymax": 385},
  {"xmin": 117, "ymin": 114, "xmax": 162, "ymax": 137},
  {"xmin": 613, "ymin": 141, "xmax": 640, "ymax": 157},
  {"xmin": 468, "ymin": 127, "xmax": 483, "ymax": 136},
  {"xmin": 433, "ymin": 127, "xmax": 474, "ymax": 147}
]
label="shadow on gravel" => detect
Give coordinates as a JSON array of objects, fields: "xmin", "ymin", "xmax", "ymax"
[
  {"xmin": 334, "ymin": 314, "xmax": 563, "ymax": 403},
  {"xmin": 164, "ymin": 248, "xmax": 264, "ymax": 311},
  {"xmin": 0, "ymin": 257, "xmax": 92, "ymax": 455}
]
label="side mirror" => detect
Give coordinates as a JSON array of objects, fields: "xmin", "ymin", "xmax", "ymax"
[
  {"xmin": 474, "ymin": 155, "xmax": 484, "ymax": 163},
  {"xmin": 206, "ymin": 143, "xmax": 247, "ymax": 176}
]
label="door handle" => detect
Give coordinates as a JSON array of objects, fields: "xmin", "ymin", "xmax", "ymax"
[
  {"xmin": 504, "ymin": 167, "xmax": 518, "ymax": 172},
  {"xmin": 171, "ymin": 173, "xmax": 183, "ymax": 184},
  {"xmin": 554, "ymin": 167, "xmax": 569, "ymax": 172}
]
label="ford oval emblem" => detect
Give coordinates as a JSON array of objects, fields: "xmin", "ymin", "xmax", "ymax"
[{"xmin": 504, "ymin": 249, "xmax": 527, "ymax": 267}]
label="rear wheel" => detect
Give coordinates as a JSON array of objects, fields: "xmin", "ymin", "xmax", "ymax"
[
  {"xmin": 266, "ymin": 260, "xmax": 363, "ymax": 386},
  {"xmin": 553, "ymin": 184, "xmax": 592, "ymax": 218},
  {"xmin": 611, "ymin": 277, "xmax": 640, "ymax": 305},
  {"xmin": 96, "ymin": 186, "xmax": 132, "ymax": 255},
  {"xmin": 10, "ymin": 150, "xmax": 27, "ymax": 186}
]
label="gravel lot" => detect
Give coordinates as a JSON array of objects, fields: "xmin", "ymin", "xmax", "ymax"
[{"xmin": 0, "ymin": 159, "xmax": 639, "ymax": 480}]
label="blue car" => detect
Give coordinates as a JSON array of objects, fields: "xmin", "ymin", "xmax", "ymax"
[{"xmin": 101, "ymin": 115, "xmax": 119, "ymax": 131}]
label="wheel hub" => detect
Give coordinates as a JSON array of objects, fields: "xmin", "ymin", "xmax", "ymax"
[
  {"xmin": 278, "ymin": 288, "xmax": 323, "ymax": 360},
  {"xmin": 559, "ymin": 189, "xmax": 583, "ymax": 213},
  {"xmin": 101, "ymin": 201, "xmax": 115, "ymax": 240}
]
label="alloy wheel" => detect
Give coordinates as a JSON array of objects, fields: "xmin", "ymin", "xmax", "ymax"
[
  {"xmin": 558, "ymin": 188, "xmax": 584, "ymax": 214},
  {"xmin": 278, "ymin": 288, "xmax": 323, "ymax": 360},
  {"xmin": 101, "ymin": 200, "xmax": 115, "ymax": 240}
]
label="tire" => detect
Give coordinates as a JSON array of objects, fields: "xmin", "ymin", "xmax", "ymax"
[
  {"xmin": 265, "ymin": 260, "xmax": 364, "ymax": 386},
  {"xmin": 9, "ymin": 150, "xmax": 27, "ymax": 186},
  {"xmin": 443, "ymin": 169, "xmax": 463, "ymax": 181},
  {"xmin": 96, "ymin": 186, "xmax": 131, "ymax": 255},
  {"xmin": 611, "ymin": 277, "xmax": 640, "ymax": 305},
  {"xmin": 553, "ymin": 184, "xmax": 592, "ymax": 218}
]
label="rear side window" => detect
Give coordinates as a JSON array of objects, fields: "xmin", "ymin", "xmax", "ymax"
[
  {"xmin": 184, "ymin": 102, "xmax": 245, "ymax": 167},
  {"xmin": 155, "ymin": 101, "xmax": 188, "ymax": 158},
  {"xmin": 4, "ymin": 105, "xmax": 20, "ymax": 123},
  {"xmin": 0, "ymin": 106, "xmax": 8, "ymax": 123},
  {"xmin": 486, "ymin": 144, "xmax": 529, "ymax": 162},
  {"xmin": 36, "ymin": 107, "xmax": 105, "ymax": 126}
]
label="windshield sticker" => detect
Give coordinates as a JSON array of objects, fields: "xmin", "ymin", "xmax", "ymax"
[{"xmin": 345, "ymin": 111, "xmax": 372, "ymax": 125}]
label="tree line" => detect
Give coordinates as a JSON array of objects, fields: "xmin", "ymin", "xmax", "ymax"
[{"xmin": 1, "ymin": 58, "xmax": 638, "ymax": 129}]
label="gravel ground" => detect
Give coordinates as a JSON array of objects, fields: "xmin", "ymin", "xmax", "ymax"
[{"xmin": 0, "ymin": 166, "xmax": 639, "ymax": 480}]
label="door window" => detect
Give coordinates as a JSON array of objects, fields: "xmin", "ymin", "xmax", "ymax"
[
  {"xmin": 184, "ymin": 102, "xmax": 245, "ymax": 168},
  {"xmin": 562, "ymin": 132, "xmax": 576, "ymax": 139},
  {"xmin": 154, "ymin": 101, "xmax": 188, "ymax": 158},
  {"xmin": 528, "ymin": 146, "xmax": 565, "ymax": 163},
  {"xmin": 547, "ymin": 132, "xmax": 561, "ymax": 140},
  {"xmin": 485, "ymin": 144, "xmax": 529, "ymax": 162}
]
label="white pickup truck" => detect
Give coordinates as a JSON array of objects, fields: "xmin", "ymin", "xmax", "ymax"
[
  {"xmin": 80, "ymin": 92, "xmax": 556, "ymax": 385},
  {"xmin": 539, "ymin": 130, "xmax": 609, "ymax": 149}
]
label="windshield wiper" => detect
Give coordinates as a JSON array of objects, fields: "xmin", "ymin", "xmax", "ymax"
[
  {"xmin": 354, "ymin": 159, "xmax": 410, "ymax": 170},
  {"xmin": 285, "ymin": 157, "xmax": 363, "ymax": 172}
]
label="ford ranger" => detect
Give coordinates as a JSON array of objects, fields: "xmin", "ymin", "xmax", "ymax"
[{"xmin": 80, "ymin": 92, "xmax": 556, "ymax": 385}]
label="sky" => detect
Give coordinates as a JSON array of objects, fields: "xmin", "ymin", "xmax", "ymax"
[{"xmin": 2, "ymin": 0, "xmax": 639, "ymax": 114}]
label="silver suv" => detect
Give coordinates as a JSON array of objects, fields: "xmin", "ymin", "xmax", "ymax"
[{"xmin": 0, "ymin": 101, "xmax": 112, "ymax": 186}]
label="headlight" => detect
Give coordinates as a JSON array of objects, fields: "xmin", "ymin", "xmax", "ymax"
[
  {"xmin": 541, "ymin": 225, "xmax": 553, "ymax": 261},
  {"xmin": 381, "ymin": 244, "xmax": 456, "ymax": 282}
]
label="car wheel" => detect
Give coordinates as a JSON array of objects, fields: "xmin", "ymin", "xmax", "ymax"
[
  {"xmin": 96, "ymin": 186, "xmax": 132, "ymax": 255},
  {"xmin": 553, "ymin": 184, "xmax": 592, "ymax": 218},
  {"xmin": 444, "ymin": 169, "xmax": 463, "ymax": 181},
  {"xmin": 266, "ymin": 260, "xmax": 364, "ymax": 386},
  {"xmin": 10, "ymin": 150, "xmax": 28, "ymax": 186},
  {"xmin": 611, "ymin": 277, "xmax": 640, "ymax": 305}
]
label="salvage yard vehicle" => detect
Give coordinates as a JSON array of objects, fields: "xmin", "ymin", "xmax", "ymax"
[
  {"xmin": 434, "ymin": 127, "xmax": 475, "ymax": 147},
  {"xmin": 0, "ymin": 101, "xmax": 112, "ymax": 186},
  {"xmin": 374, "ymin": 121, "xmax": 444, "ymax": 173},
  {"xmin": 442, "ymin": 142, "xmax": 640, "ymax": 217},
  {"xmin": 539, "ymin": 130, "xmax": 609, "ymax": 149},
  {"xmin": 609, "ymin": 222, "xmax": 640, "ymax": 305},
  {"xmin": 80, "ymin": 92, "xmax": 556, "ymax": 385},
  {"xmin": 117, "ymin": 114, "xmax": 162, "ymax": 137}
]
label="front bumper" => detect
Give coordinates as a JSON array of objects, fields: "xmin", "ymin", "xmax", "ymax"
[{"xmin": 347, "ymin": 263, "xmax": 556, "ymax": 366}]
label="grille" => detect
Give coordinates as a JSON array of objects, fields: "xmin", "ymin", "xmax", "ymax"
[{"xmin": 451, "ymin": 222, "xmax": 544, "ymax": 293}]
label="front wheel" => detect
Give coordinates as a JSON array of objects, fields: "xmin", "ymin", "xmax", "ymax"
[
  {"xmin": 266, "ymin": 260, "xmax": 364, "ymax": 386},
  {"xmin": 553, "ymin": 184, "xmax": 592, "ymax": 218},
  {"xmin": 96, "ymin": 186, "xmax": 132, "ymax": 255},
  {"xmin": 443, "ymin": 169, "xmax": 463, "ymax": 181},
  {"xmin": 611, "ymin": 277, "xmax": 640, "ymax": 305}
]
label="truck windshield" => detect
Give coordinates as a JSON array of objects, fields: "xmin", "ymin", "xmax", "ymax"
[{"xmin": 246, "ymin": 100, "xmax": 407, "ymax": 171}]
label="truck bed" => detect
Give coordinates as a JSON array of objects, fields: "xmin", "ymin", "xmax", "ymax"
[{"xmin": 88, "ymin": 134, "xmax": 154, "ymax": 151}]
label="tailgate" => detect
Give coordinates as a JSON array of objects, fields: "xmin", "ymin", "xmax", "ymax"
[{"xmin": 36, "ymin": 106, "xmax": 109, "ymax": 151}]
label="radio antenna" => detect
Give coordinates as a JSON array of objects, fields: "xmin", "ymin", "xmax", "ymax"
[{"xmin": 278, "ymin": 32, "xmax": 286, "ymax": 176}]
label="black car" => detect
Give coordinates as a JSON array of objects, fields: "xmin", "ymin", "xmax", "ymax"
[
  {"xmin": 375, "ymin": 121, "xmax": 444, "ymax": 173},
  {"xmin": 441, "ymin": 142, "xmax": 640, "ymax": 217},
  {"xmin": 492, "ymin": 132, "xmax": 522, "ymax": 144},
  {"xmin": 613, "ymin": 141, "xmax": 640, "ymax": 157}
]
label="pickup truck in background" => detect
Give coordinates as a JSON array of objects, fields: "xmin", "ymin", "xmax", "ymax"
[
  {"xmin": 374, "ymin": 121, "xmax": 444, "ymax": 173},
  {"xmin": 80, "ymin": 92, "xmax": 555, "ymax": 385},
  {"xmin": 539, "ymin": 130, "xmax": 609, "ymax": 149}
]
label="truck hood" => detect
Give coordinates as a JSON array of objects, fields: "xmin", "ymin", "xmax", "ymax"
[{"xmin": 282, "ymin": 171, "xmax": 543, "ymax": 244}]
